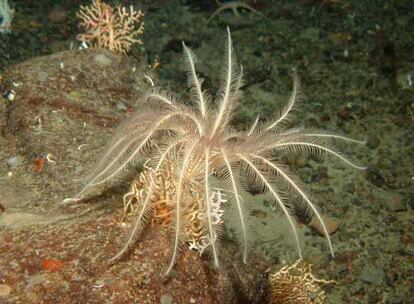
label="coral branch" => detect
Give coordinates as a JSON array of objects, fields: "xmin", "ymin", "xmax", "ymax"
[
  {"xmin": 269, "ymin": 259, "xmax": 336, "ymax": 304},
  {"xmin": 76, "ymin": 0, "xmax": 144, "ymax": 54}
]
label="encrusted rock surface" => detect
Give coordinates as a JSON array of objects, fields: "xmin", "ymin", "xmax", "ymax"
[
  {"xmin": 0, "ymin": 49, "xmax": 268, "ymax": 303},
  {"xmin": 0, "ymin": 213, "xmax": 268, "ymax": 303}
]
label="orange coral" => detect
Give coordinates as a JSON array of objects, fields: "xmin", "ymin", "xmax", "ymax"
[
  {"xmin": 121, "ymin": 161, "xmax": 175, "ymax": 226},
  {"xmin": 268, "ymin": 259, "xmax": 336, "ymax": 304},
  {"xmin": 121, "ymin": 159, "xmax": 224, "ymax": 254},
  {"xmin": 76, "ymin": 0, "xmax": 144, "ymax": 54}
]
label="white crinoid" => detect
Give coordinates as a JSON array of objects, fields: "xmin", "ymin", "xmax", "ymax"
[{"xmin": 67, "ymin": 27, "xmax": 365, "ymax": 275}]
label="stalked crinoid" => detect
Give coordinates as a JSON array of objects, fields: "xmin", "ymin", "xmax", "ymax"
[{"xmin": 65, "ymin": 28, "xmax": 365, "ymax": 275}]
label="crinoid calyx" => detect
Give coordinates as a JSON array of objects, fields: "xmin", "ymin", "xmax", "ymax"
[{"xmin": 65, "ymin": 27, "xmax": 365, "ymax": 275}]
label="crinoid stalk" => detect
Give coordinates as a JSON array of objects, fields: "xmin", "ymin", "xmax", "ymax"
[{"xmin": 65, "ymin": 28, "xmax": 365, "ymax": 275}]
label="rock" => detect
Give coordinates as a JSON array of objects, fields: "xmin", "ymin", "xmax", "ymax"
[
  {"xmin": 6, "ymin": 155, "xmax": 22, "ymax": 169},
  {"xmin": 0, "ymin": 39, "xmax": 269, "ymax": 304},
  {"xmin": 310, "ymin": 216, "xmax": 339, "ymax": 236},
  {"xmin": 359, "ymin": 264, "xmax": 385, "ymax": 284},
  {"xmin": 0, "ymin": 212, "xmax": 70, "ymax": 229},
  {"xmin": 94, "ymin": 53, "xmax": 113, "ymax": 67},
  {"xmin": 160, "ymin": 293, "xmax": 173, "ymax": 304},
  {"xmin": 0, "ymin": 284, "xmax": 12, "ymax": 297},
  {"xmin": 0, "ymin": 214, "xmax": 268, "ymax": 303},
  {"xmin": 0, "ymin": 48, "xmax": 155, "ymax": 213},
  {"xmin": 37, "ymin": 71, "xmax": 49, "ymax": 83},
  {"xmin": 25, "ymin": 274, "xmax": 49, "ymax": 290},
  {"xmin": 374, "ymin": 189, "xmax": 407, "ymax": 212},
  {"xmin": 116, "ymin": 101, "xmax": 127, "ymax": 111},
  {"xmin": 251, "ymin": 209, "xmax": 267, "ymax": 219}
]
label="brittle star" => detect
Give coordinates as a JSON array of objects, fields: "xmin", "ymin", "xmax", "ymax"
[{"xmin": 208, "ymin": 0, "xmax": 265, "ymax": 22}]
